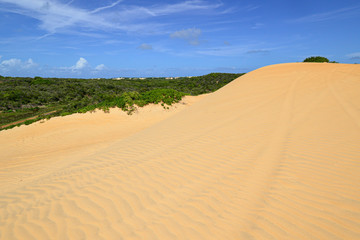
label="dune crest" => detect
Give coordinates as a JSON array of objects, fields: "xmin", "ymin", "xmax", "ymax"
[{"xmin": 1, "ymin": 63, "xmax": 360, "ymax": 239}]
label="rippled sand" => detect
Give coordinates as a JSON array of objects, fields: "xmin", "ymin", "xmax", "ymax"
[{"xmin": 1, "ymin": 63, "xmax": 359, "ymax": 239}]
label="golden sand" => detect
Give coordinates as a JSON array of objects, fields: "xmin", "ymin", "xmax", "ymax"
[{"xmin": 1, "ymin": 63, "xmax": 359, "ymax": 239}]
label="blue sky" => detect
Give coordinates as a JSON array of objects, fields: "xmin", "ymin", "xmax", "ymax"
[{"xmin": 0, "ymin": 0, "xmax": 359, "ymax": 78}]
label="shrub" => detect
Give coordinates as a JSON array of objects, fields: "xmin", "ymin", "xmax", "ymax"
[
  {"xmin": 140, "ymin": 89, "xmax": 186, "ymax": 106},
  {"xmin": 0, "ymin": 73, "xmax": 242, "ymax": 129},
  {"xmin": 303, "ymin": 56, "xmax": 329, "ymax": 63},
  {"xmin": 24, "ymin": 119, "xmax": 35, "ymax": 125}
]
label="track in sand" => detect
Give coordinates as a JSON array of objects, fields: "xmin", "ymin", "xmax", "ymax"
[{"xmin": 0, "ymin": 63, "xmax": 359, "ymax": 239}]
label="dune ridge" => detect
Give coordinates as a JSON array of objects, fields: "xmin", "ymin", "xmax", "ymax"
[{"xmin": 1, "ymin": 63, "xmax": 360, "ymax": 239}]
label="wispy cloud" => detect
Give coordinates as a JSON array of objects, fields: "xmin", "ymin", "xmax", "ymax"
[
  {"xmin": 196, "ymin": 45, "xmax": 277, "ymax": 57},
  {"xmin": 290, "ymin": 6, "xmax": 360, "ymax": 23},
  {"xmin": 90, "ymin": 0, "xmax": 123, "ymax": 14},
  {"xmin": 246, "ymin": 49, "xmax": 270, "ymax": 54},
  {"xmin": 0, "ymin": 0, "xmax": 223, "ymax": 36},
  {"xmin": 118, "ymin": 0, "xmax": 222, "ymax": 19},
  {"xmin": 138, "ymin": 43, "xmax": 153, "ymax": 50},
  {"xmin": 149, "ymin": 0, "xmax": 222, "ymax": 15},
  {"xmin": 0, "ymin": 0, "xmax": 118, "ymax": 33},
  {"xmin": 244, "ymin": 5, "xmax": 260, "ymax": 12},
  {"xmin": 346, "ymin": 52, "xmax": 360, "ymax": 60},
  {"xmin": 170, "ymin": 28, "xmax": 202, "ymax": 46}
]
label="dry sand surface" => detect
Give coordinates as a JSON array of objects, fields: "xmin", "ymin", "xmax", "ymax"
[
  {"xmin": 1, "ymin": 63, "xmax": 360, "ymax": 239},
  {"xmin": 0, "ymin": 96, "xmax": 203, "ymax": 191}
]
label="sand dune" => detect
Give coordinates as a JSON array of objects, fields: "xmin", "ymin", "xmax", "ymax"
[
  {"xmin": 1, "ymin": 63, "xmax": 359, "ymax": 239},
  {"xmin": 0, "ymin": 96, "xmax": 203, "ymax": 192}
]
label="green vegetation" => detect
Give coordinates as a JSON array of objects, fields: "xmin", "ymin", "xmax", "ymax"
[
  {"xmin": 0, "ymin": 73, "xmax": 243, "ymax": 130},
  {"xmin": 303, "ymin": 56, "xmax": 330, "ymax": 63}
]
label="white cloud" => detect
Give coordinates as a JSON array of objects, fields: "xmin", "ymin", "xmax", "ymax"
[
  {"xmin": 0, "ymin": 0, "xmax": 107, "ymax": 32},
  {"xmin": 24, "ymin": 58, "xmax": 37, "ymax": 68},
  {"xmin": 246, "ymin": 49, "xmax": 270, "ymax": 54},
  {"xmin": 1, "ymin": 58, "xmax": 21, "ymax": 67},
  {"xmin": 116, "ymin": 0, "xmax": 222, "ymax": 20},
  {"xmin": 72, "ymin": 57, "xmax": 88, "ymax": 70},
  {"xmin": 58, "ymin": 57, "xmax": 89, "ymax": 72},
  {"xmin": 144, "ymin": 0, "xmax": 222, "ymax": 16},
  {"xmin": 95, "ymin": 64, "xmax": 106, "ymax": 71},
  {"xmin": 245, "ymin": 5, "xmax": 260, "ymax": 12},
  {"xmin": 0, "ymin": 57, "xmax": 39, "ymax": 76},
  {"xmin": 0, "ymin": 56, "xmax": 108, "ymax": 77},
  {"xmin": 170, "ymin": 28, "xmax": 202, "ymax": 45},
  {"xmin": 290, "ymin": 6, "xmax": 360, "ymax": 23},
  {"xmin": 138, "ymin": 43, "xmax": 153, "ymax": 50},
  {"xmin": 347, "ymin": 52, "xmax": 360, "ymax": 60},
  {"xmin": 90, "ymin": 0, "xmax": 123, "ymax": 14},
  {"xmin": 65, "ymin": 58, "xmax": 108, "ymax": 73},
  {"xmin": 0, "ymin": 58, "xmax": 38, "ymax": 69},
  {"xmin": 0, "ymin": 0, "xmax": 223, "ymax": 35}
]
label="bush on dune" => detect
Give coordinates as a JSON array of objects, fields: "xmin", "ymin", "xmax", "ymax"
[
  {"xmin": 77, "ymin": 89, "xmax": 186, "ymax": 115},
  {"xmin": 303, "ymin": 56, "xmax": 330, "ymax": 63},
  {"xmin": 0, "ymin": 72, "xmax": 243, "ymax": 129}
]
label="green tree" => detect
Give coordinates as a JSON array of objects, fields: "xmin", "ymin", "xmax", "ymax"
[{"xmin": 303, "ymin": 56, "xmax": 329, "ymax": 63}]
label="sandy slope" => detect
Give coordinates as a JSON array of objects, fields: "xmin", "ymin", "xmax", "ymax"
[
  {"xmin": 1, "ymin": 63, "xmax": 359, "ymax": 239},
  {"xmin": 0, "ymin": 96, "xmax": 203, "ymax": 192}
]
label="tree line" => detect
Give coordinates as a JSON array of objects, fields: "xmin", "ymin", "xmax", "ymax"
[{"xmin": 0, "ymin": 73, "xmax": 244, "ymax": 129}]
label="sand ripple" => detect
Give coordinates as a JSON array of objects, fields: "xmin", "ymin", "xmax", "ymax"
[{"xmin": 1, "ymin": 63, "xmax": 359, "ymax": 239}]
